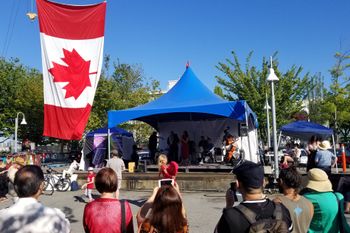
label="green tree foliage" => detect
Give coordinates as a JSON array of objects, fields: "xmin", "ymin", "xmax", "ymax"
[
  {"xmin": 216, "ymin": 51, "xmax": 310, "ymax": 143},
  {"xmin": 87, "ymin": 57, "xmax": 161, "ymax": 145},
  {"xmin": 0, "ymin": 56, "xmax": 161, "ymax": 148},
  {"xmin": 213, "ymin": 85, "xmax": 224, "ymax": 98},
  {"xmin": 0, "ymin": 58, "xmax": 43, "ymax": 144},
  {"xmin": 321, "ymin": 51, "xmax": 350, "ymax": 142}
]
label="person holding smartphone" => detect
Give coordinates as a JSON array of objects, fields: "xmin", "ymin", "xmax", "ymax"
[{"xmin": 137, "ymin": 182, "xmax": 188, "ymax": 233}]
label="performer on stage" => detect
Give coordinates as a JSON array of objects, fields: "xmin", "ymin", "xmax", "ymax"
[{"xmin": 224, "ymin": 134, "xmax": 239, "ymax": 163}]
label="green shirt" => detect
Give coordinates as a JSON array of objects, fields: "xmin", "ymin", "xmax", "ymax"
[{"xmin": 303, "ymin": 191, "xmax": 348, "ymax": 233}]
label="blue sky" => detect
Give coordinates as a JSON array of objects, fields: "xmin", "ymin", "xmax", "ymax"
[{"xmin": 1, "ymin": 0, "xmax": 349, "ymax": 90}]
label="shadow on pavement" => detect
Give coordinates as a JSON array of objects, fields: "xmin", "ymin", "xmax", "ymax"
[
  {"xmin": 62, "ymin": 206, "xmax": 78, "ymax": 223},
  {"xmin": 123, "ymin": 198, "xmax": 147, "ymax": 207}
]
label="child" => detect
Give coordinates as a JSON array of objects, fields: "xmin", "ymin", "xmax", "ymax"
[
  {"xmin": 82, "ymin": 167, "xmax": 95, "ymax": 202},
  {"xmin": 158, "ymin": 154, "xmax": 178, "ymax": 180}
]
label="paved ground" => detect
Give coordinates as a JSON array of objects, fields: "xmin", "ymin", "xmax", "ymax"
[
  {"xmin": 0, "ymin": 189, "xmax": 225, "ymax": 233},
  {"xmin": 1, "ymin": 189, "xmax": 350, "ymax": 233}
]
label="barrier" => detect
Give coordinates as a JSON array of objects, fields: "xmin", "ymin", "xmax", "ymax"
[{"xmin": 342, "ymin": 144, "xmax": 347, "ymax": 172}]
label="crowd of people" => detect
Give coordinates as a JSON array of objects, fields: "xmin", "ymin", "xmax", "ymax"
[
  {"xmin": 0, "ymin": 132, "xmax": 349, "ymax": 233},
  {"xmin": 1, "ymin": 157, "xmax": 350, "ymax": 232}
]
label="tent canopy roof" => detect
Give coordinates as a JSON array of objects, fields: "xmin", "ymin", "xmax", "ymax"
[
  {"xmin": 108, "ymin": 67, "xmax": 258, "ymax": 129},
  {"xmin": 86, "ymin": 127, "xmax": 132, "ymax": 137},
  {"xmin": 280, "ymin": 120, "xmax": 333, "ymax": 140}
]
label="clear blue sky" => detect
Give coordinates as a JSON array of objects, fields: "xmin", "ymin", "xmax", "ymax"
[{"xmin": 1, "ymin": 0, "xmax": 350, "ymax": 90}]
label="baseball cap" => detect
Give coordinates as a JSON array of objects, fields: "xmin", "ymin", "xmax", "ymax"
[
  {"xmin": 88, "ymin": 167, "xmax": 94, "ymax": 171},
  {"xmin": 232, "ymin": 161, "xmax": 264, "ymax": 189}
]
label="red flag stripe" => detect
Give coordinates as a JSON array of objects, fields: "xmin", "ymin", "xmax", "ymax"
[
  {"xmin": 36, "ymin": 0, "xmax": 106, "ymax": 39},
  {"xmin": 43, "ymin": 104, "xmax": 92, "ymax": 140}
]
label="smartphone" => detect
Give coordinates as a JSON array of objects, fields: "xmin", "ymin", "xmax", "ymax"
[{"xmin": 158, "ymin": 178, "xmax": 174, "ymax": 187}]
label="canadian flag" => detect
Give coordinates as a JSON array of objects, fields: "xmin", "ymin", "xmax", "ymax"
[{"xmin": 36, "ymin": 0, "xmax": 106, "ymax": 140}]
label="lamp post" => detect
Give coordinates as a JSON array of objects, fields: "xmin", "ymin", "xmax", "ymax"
[
  {"xmin": 267, "ymin": 57, "xmax": 279, "ymax": 180},
  {"xmin": 264, "ymin": 93, "xmax": 271, "ymax": 149},
  {"xmin": 14, "ymin": 112, "xmax": 27, "ymax": 153}
]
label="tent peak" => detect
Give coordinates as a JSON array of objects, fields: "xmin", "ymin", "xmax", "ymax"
[{"xmin": 186, "ymin": 61, "xmax": 190, "ymax": 69}]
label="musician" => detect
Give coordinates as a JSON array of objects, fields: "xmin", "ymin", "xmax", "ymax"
[{"xmin": 224, "ymin": 134, "xmax": 239, "ymax": 163}]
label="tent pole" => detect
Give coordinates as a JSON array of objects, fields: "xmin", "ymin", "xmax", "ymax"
[
  {"xmin": 332, "ymin": 134, "xmax": 338, "ymax": 173},
  {"xmin": 277, "ymin": 131, "xmax": 282, "ymax": 149},
  {"xmin": 108, "ymin": 128, "xmax": 111, "ymax": 160},
  {"xmin": 245, "ymin": 109, "xmax": 252, "ymax": 161}
]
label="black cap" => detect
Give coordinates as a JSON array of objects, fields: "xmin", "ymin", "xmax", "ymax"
[{"xmin": 233, "ymin": 161, "xmax": 264, "ymax": 189}]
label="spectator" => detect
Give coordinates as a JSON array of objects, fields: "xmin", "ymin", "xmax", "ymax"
[
  {"xmin": 81, "ymin": 167, "xmax": 95, "ymax": 202},
  {"xmin": 0, "ymin": 165, "xmax": 70, "ymax": 233},
  {"xmin": 83, "ymin": 167, "xmax": 134, "ymax": 233},
  {"xmin": 214, "ymin": 161, "xmax": 292, "ymax": 233},
  {"xmin": 7, "ymin": 158, "xmax": 25, "ymax": 203},
  {"xmin": 336, "ymin": 176, "xmax": 350, "ymax": 213},
  {"xmin": 302, "ymin": 168, "xmax": 350, "ymax": 232},
  {"xmin": 306, "ymin": 135, "xmax": 321, "ymax": 171},
  {"xmin": 274, "ymin": 166, "xmax": 314, "ymax": 233},
  {"xmin": 106, "ymin": 149, "xmax": 126, "ymax": 198},
  {"xmin": 314, "ymin": 140, "xmax": 337, "ymax": 176},
  {"xmin": 137, "ymin": 184, "xmax": 188, "ymax": 233}
]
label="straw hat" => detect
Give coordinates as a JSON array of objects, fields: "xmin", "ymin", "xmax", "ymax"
[
  {"xmin": 318, "ymin": 140, "xmax": 331, "ymax": 150},
  {"xmin": 14, "ymin": 157, "xmax": 26, "ymax": 166},
  {"xmin": 306, "ymin": 168, "xmax": 332, "ymax": 192}
]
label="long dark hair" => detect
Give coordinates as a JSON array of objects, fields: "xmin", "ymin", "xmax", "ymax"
[{"xmin": 149, "ymin": 185, "xmax": 187, "ymax": 232}]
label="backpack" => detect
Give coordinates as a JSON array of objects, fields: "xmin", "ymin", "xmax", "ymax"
[
  {"xmin": 70, "ymin": 181, "xmax": 79, "ymax": 191},
  {"xmin": 235, "ymin": 203, "xmax": 289, "ymax": 233}
]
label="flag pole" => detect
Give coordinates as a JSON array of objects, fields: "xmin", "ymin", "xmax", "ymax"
[{"xmin": 108, "ymin": 128, "xmax": 111, "ymax": 160}]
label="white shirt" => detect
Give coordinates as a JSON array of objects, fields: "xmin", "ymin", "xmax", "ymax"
[
  {"xmin": 106, "ymin": 157, "xmax": 125, "ymax": 179},
  {"xmin": 0, "ymin": 197, "xmax": 70, "ymax": 233}
]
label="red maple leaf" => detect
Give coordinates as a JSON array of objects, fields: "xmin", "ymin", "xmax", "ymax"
[{"xmin": 49, "ymin": 49, "xmax": 97, "ymax": 99}]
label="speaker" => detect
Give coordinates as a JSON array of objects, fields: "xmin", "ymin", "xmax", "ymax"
[{"xmin": 238, "ymin": 123, "xmax": 248, "ymax": 137}]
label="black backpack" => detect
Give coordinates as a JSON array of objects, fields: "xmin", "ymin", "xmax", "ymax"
[{"xmin": 235, "ymin": 203, "xmax": 289, "ymax": 233}]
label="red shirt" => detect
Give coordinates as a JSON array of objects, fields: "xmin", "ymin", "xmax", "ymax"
[
  {"xmin": 87, "ymin": 173, "xmax": 95, "ymax": 189},
  {"xmin": 159, "ymin": 165, "xmax": 173, "ymax": 179},
  {"xmin": 83, "ymin": 198, "xmax": 134, "ymax": 233}
]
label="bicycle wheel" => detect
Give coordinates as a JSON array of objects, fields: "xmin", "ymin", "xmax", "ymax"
[
  {"xmin": 56, "ymin": 178, "xmax": 70, "ymax": 192},
  {"xmin": 42, "ymin": 179, "xmax": 54, "ymax": 195}
]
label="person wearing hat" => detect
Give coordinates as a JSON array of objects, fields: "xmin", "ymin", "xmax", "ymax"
[
  {"xmin": 106, "ymin": 149, "xmax": 126, "ymax": 198},
  {"xmin": 303, "ymin": 168, "xmax": 350, "ymax": 233},
  {"xmin": 314, "ymin": 140, "xmax": 337, "ymax": 176},
  {"xmin": 214, "ymin": 161, "xmax": 293, "ymax": 233}
]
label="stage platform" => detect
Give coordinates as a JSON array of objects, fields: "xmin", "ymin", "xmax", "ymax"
[{"xmin": 72, "ymin": 164, "xmax": 350, "ymax": 192}]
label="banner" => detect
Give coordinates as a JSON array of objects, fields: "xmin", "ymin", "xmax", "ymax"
[{"xmin": 36, "ymin": 0, "xmax": 106, "ymax": 140}]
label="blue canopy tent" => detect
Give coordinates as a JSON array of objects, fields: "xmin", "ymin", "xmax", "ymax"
[
  {"xmin": 81, "ymin": 127, "xmax": 134, "ymax": 170},
  {"xmin": 279, "ymin": 120, "xmax": 337, "ymax": 171},
  {"xmin": 108, "ymin": 67, "xmax": 260, "ymax": 162},
  {"xmin": 280, "ymin": 121, "xmax": 333, "ymax": 141}
]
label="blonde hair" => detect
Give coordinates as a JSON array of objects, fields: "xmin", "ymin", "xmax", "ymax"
[{"xmin": 157, "ymin": 154, "xmax": 168, "ymax": 168}]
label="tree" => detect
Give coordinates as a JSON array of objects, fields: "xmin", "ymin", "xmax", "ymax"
[
  {"xmin": 321, "ymin": 50, "xmax": 350, "ymax": 143},
  {"xmin": 87, "ymin": 58, "xmax": 161, "ymax": 145},
  {"xmin": 216, "ymin": 51, "xmax": 310, "ymax": 144},
  {"xmin": 0, "ymin": 58, "xmax": 44, "ymax": 145}
]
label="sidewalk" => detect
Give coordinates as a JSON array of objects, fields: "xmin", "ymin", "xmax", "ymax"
[{"xmin": 0, "ymin": 189, "xmax": 225, "ymax": 233}]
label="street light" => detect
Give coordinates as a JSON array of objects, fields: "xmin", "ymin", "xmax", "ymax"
[
  {"xmin": 263, "ymin": 93, "xmax": 271, "ymax": 149},
  {"xmin": 267, "ymin": 56, "xmax": 279, "ymax": 180},
  {"xmin": 14, "ymin": 112, "xmax": 27, "ymax": 153}
]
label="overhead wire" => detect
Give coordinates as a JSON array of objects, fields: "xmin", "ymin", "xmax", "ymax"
[{"xmin": 2, "ymin": 0, "xmax": 22, "ymax": 58}]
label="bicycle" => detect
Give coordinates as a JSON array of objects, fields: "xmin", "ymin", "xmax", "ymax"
[{"xmin": 42, "ymin": 167, "xmax": 71, "ymax": 195}]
